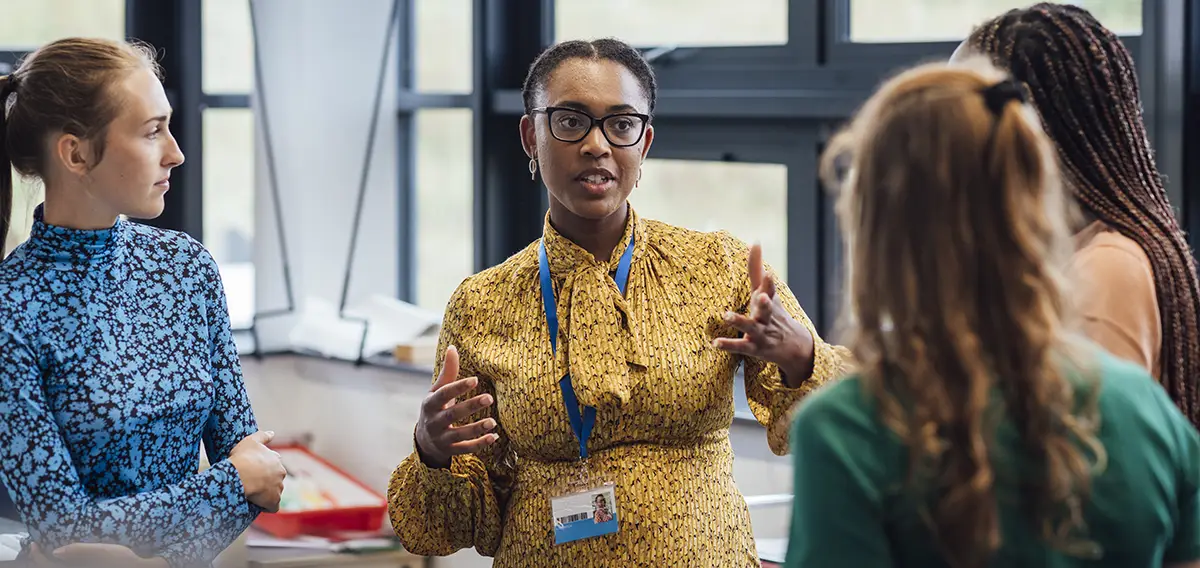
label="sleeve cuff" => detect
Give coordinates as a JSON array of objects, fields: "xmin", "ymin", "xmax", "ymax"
[{"xmin": 209, "ymin": 459, "xmax": 257, "ymax": 518}]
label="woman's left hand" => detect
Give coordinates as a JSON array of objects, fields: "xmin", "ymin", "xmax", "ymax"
[
  {"xmin": 713, "ymin": 243, "xmax": 816, "ymax": 387},
  {"xmin": 29, "ymin": 542, "xmax": 168, "ymax": 568}
]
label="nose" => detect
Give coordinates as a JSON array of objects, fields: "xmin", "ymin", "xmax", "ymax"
[
  {"xmin": 164, "ymin": 131, "xmax": 185, "ymax": 168},
  {"xmin": 578, "ymin": 123, "xmax": 611, "ymax": 159}
]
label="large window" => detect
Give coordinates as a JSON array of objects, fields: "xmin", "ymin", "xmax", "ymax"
[
  {"xmin": 848, "ymin": 0, "xmax": 1142, "ymax": 43},
  {"xmin": 633, "ymin": 159, "xmax": 789, "ymax": 276},
  {"xmin": 202, "ymin": 109, "xmax": 256, "ymax": 328},
  {"xmin": 202, "ymin": 0, "xmax": 255, "ymax": 93},
  {"xmin": 201, "ymin": 0, "xmax": 256, "ymax": 328},
  {"xmin": 555, "ymin": 0, "xmax": 788, "ymax": 46},
  {"xmin": 414, "ymin": 0, "xmax": 472, "ymax": 93},
  {"xmin": 414, "ymin": 109, "xmax": 474, "ymax": 312},
  {"xmin": 5, "ymin": 175, "xmax": 43, "ymax": 256},
  {"xmin": 0, "ymin": 0, "xmax": 124, "ymax": 49},
  {"xmin": 404, "ymin": 2, "xmax": 475, "ymax": 311}
]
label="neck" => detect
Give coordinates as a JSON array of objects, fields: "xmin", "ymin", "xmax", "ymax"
[
  {"xmin": 548, "ymin": 199, "xmax": 629, "ymax": 263},
  {"xmin": 1072, "ymin": 206, "xmax": 1100, "ymax": 234},
  {"xmin": 42, "ymin": 189, "xmax": 120, "ymax": 231}
]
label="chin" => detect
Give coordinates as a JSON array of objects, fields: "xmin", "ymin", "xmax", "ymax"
[
  {"xmin": 126, "ymin": 200, "xmax": 166, "ymax": 221},
  {"xmin": 563, "ymin": 194, "xmax": 629, "ymax": 221}
]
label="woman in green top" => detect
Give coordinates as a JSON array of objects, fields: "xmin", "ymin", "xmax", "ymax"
[{"xmin": 785, "ymin": 58, "xmax": 1200, "ymax": 568}]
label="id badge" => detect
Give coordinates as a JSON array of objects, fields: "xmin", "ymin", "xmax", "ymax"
[{"xmin": 551, "ymin": 482, "xmax": 619, "ymax": 545}]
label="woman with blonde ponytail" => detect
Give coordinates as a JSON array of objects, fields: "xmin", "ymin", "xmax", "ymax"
[
  {"xmin": 784, "ymin": 58, "xmax": 1200, "ymax": 568},
  {"xmin": 0, "ymin": 38, "xmax": 283, "ymax": 567}
]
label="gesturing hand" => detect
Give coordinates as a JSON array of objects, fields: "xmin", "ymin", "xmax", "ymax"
[
  {"xmin": 414, "ymin": 345, "xmax": 499, "ymax": 469},
  {"xmin": 713, "ymin": 243, "xmax": 816, "ymax": 387}
]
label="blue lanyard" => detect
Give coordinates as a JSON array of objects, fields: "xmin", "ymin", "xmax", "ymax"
[{"xmin": 538, "ymin": 231, "xmax": 635, "ymax": 460}]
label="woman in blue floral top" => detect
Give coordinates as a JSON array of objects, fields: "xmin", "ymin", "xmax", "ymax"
[{"xmin": 0, "ymin": 38, "xmax": 285, "ymax": 568}]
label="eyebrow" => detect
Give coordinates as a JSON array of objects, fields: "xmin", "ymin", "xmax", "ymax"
[
  {"xmin": 143, "ymin": 112, "xmax": 172, "ymax": 125},
  {"xmin": 554, "ymin": 100, "xmax": 642, "ymax": 115}
]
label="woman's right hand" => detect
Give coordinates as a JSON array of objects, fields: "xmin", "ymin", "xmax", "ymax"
[
  {"xmin": 228, "ymin": 430, "xmax": 286, "ymax": 512},
  {"xmin": 414, "ymin": 345, "xmax": 499, "ymax": 468}
]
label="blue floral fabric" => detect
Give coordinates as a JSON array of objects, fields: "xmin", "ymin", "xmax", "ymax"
[{"xmin": 0, "ymin": 205, "xmax": 260, "ymax": 567}]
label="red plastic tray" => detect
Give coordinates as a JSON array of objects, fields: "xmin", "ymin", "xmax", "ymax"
[{"xmin": 252, "ymin": 444, "xmax": 389, "ymax": 539}]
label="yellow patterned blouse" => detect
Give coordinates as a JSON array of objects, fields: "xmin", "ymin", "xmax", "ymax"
[{"xmin": 387, "ymin": 206, "xmax": 851, "ymax": 567}]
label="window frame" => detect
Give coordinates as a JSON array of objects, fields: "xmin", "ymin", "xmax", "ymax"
[
  {"xmin": 823, "ymin": 0, "xmax": 1144, "ymax": 68},
  {"xmin": 546, "ymin": 0, "xmax": 819, "ymax": 90}
]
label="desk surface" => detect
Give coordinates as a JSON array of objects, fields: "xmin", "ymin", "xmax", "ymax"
[{"xmin": 0, "ymin": 517, "xmax": 25, "ymax": 534}]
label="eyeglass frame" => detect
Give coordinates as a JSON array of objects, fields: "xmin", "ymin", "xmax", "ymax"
[{"xmin": 528, "ymin": 106, "xmax": 652, "ymax": 148}]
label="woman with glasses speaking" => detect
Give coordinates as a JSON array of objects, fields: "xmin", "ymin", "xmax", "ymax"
[{"xmin": 386, "ymin": 38, "xmax": 851, "ymax": 567}]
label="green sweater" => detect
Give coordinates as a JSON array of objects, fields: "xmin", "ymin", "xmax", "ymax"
[{"xmin": 786, "ymin": 349, "xmax": 1200, "ymax": 567}]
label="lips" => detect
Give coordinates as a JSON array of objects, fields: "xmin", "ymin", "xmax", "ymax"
[{"xmin": 575, "ymin": 168, "xmax": 617, "ymax": 196}]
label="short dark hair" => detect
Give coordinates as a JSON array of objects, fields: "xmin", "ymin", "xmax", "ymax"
[
  {"xmin": 521, "ymin": 38, "xmax": 658, "ymax": 118},
  {"xmin": 0, "ymin": 37, "xmax": 162, "ymax": 246},
  {"xmin": 968, "ymin": 3, "xmax": 1200, "ymax": 424}
]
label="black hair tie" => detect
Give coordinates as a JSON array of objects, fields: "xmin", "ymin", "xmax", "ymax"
[
  {"xmin": 980, "ymin": 79, "xmax": 1027, "ymax": 116},
  {"xmin": 0, "ymin": 74, "xmax": 17, "ymax": 98}
]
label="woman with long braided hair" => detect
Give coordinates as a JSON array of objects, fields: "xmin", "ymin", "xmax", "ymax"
[{"xmin": 955, "ymin": 3, "xmax": 1200, "ymax": 424}]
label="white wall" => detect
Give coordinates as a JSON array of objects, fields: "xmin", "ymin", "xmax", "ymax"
[{"xmin": 250, "ymin": 0, "xmax": 400, "ymax": 353}]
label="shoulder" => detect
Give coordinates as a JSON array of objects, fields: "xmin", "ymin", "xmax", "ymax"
[
  {"xmin": 638, "ymin": 216, "xmax": 750, "ymax": 271},
  {"xmin": 124, "ymin": 221, "xmax": 219, "ymax": 272},
  {"xmin": 1072, "ymin": 227, "xmax": 1155, "ymax": 293},
  {"xmin": 1089, "ymin": 346, "xmax": 1172, "ymax": 413},
  {"xmin": 790, "ymin": 376, "xmax": 881, "ymax": 448}
]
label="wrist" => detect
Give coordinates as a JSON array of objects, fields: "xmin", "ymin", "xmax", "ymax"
[
  {"xmin": 781, "ymin": 342, "xmax": 816, "ymax": 388},
  {"xmin": 228, "ymin": 454, "xmax": 258, "ymax": 497},
  {"xmin": 415, "ymin": 434, "xmax": 451, "ymax": 469}
]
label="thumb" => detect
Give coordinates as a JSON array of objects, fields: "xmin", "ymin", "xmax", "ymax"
[
  {"xmin": 748, "ymin": 243, "xmax": 765, "ymax": 292},
  {"xmin": 251, "ymin": 430, "xmax": 275, "ymax": 445},
  {"xmin": 433, "ymin": 345, "xmax": 460, "ymax": 391}
]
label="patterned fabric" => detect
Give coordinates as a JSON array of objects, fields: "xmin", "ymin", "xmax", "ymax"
[
  {"xmin": 388, "ymin": 206, "xmax": 853, "ymax": 567},
  {"xmin": 0, "ymin": 205, "xmax": 260, "ymax": 568}
]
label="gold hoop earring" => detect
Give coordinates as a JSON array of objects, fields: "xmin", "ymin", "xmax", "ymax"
[{"xmin": 529, "ymin": 158, "xmax": 538, "ymax": 181}]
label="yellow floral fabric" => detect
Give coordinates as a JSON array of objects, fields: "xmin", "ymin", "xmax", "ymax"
[{"xmin": 387, "ymin": 207, "xmax": 852, "ymax": 567}]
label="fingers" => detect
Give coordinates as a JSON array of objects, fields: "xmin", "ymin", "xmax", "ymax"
[
  {"xmin": 748, "ymin": 243, "xmax": 765, "ymax": 292},
  {"xmin": 432, "ymin": 393, "xmax": 494, "ymax": 431},
  {"xmin": 447, "ymin": 432, "xmax": 500, "ymax": 455},
  {"xmin": 28, "ymin": 543, "xmax": 54, "ymax": 567},
  {"xmin": 724, "ymin": 311, "xmax": 758, "ymax": 335},
  {"xmin": 443, "ymin": 417, "xmax": 498, "ymax": 444},
  {"xmin": 431, "ymin": 345, "xmax": 460, "ymax": 392},
  {"xmin": 424, "ymin": 376, "xmax": 481, "ymax": 416},
  {"xmin": 761, "ymin": 271, "xmax": 777, "ymax": 300},
  {"xmin": 248, "ymin": 430, "xmax": 275, "ymax": 445},
  {"xmin": 713, "ymin": 336, "xmax": 758, "ymax": 357}
]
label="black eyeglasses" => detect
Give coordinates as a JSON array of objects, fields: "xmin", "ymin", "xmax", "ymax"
[{"xmin": 529, "ymin": 106, "xmax": 650, "ymax": 147}]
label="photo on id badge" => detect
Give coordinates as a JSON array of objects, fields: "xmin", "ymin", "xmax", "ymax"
[{"xmin": 553, "ymin": 484, "xmax": 619, "ymax": 544}]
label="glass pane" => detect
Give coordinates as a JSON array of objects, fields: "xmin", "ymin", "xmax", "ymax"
[
  {"xmin": 202, "ymin": 109, "xmax": 256, "ymax": 329},
  {"xmin": 203, "ymin": 0, "xmax": 256, "ymax": 93},
  {"xmin": 632, "ymin": 159, "xmax": 788, "ymax": 276},
  {"xmin": 849, "ymin": 0, "xmax": 1142, "ymax": 43},
  {"xmin": 5, "ymin": 172, "xmax": 44, "ymax": 256},
  {"xmin": 555, "ymin": 0, "xmax": 787, "ymax": 47},
  {"xmin": 414, "ymin": 0, "xmax": 473, "ymax": 93},
  {"xmin": 415, "ymin": 109, "xmax": 474, "ymax": 311},
  {"xmin": 0, "ymin": 0, "xmax": 124, "ymax": 49}
]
